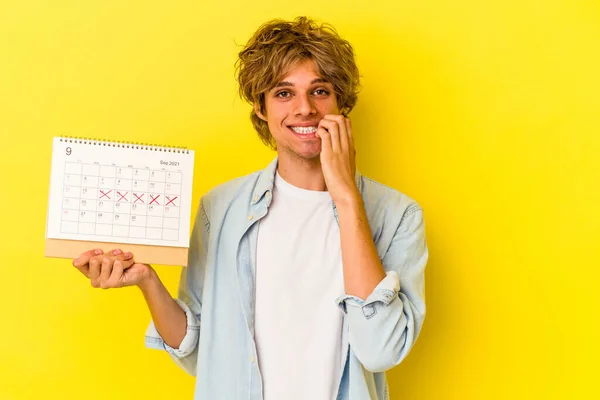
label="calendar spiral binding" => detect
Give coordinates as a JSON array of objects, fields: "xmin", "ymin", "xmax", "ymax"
[{"xmin": 58, "ymin": 136, "xmax": 190, "ymax": 154}]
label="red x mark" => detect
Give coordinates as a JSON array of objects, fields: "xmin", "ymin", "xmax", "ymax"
[
  {"xmin": 99, "ymin": 190, "xmax": 112, "ymax": 200},
  {"xmin": 117, "ymin": 192, "xmax": 128, "ymax": 202},
  {"xmin": 165, "ymin": 196, "xmax": 178, "ymax": 206},
  {"xmin": 150, "ymin": 194, "xmax": 160, "ymax": 205},
  {"xmin": 133, "ymin": 193, "xmax": 144, "ymax": 203}
]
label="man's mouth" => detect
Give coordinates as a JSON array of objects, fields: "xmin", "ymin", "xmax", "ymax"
[{"xmin": 289, "ymin": 126, "xmax": 318, "ymax": 135}]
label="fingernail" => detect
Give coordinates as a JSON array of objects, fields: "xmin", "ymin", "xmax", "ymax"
[
  {"xmin": 94, "ymin": 249, "xmax": 102, "ymax": 255},
  {"xmin": 124, "ymin": 252, "xmax": 132, "ymax": 259},
  {"xmin": 114, "ymin": 249, "xmax": 122, "ymax": 255}
]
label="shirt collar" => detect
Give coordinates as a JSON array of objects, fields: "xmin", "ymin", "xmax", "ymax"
[{"xmin": 251, "ymin": 156, "xmax": 363, "ymax": 205}]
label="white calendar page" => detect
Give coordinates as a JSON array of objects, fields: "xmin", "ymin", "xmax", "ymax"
[{"xmin": 46, "ymin": 137, "xmax": 195, "ymax": 248}]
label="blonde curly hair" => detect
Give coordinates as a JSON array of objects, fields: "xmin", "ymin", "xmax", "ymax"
[{"xmin": 235, "ymin": 17, "xmax": 361, "ymax": 149}]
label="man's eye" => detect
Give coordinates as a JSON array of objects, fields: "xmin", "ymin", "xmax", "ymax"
[
  {"xmin": 313, "ymin": 89, "xmax": 329, "ymax": 96},
  {"xmin": 276, "ymin": 91, "xmax": 291, "ymax": 98}
]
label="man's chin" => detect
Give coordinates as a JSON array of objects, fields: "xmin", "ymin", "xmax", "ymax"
[{"xmin": 283, "ymin": 148, "xmax": 321, "ymax": 163}]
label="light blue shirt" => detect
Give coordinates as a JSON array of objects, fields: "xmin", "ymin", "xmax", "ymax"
[{"xmin": 145, "ymin": 157, "xmax": 428, "ymax": 399}]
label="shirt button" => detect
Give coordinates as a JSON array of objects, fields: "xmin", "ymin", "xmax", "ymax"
[
  {"xmin": 248, "ymin": 215, "xmax": 253, "ymax": 220},
  {"xmin": 250, "ymin": 355, "xmax": 255, "ymax": 363},
  {"xmin": 253, "ymin": 196, "xmax": 258, "ymax": 202}
]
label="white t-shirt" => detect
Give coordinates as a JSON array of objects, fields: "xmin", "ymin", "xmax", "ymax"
[{"xmin": 254, "ymin": 172, "xmax": 345, "ymax": 400}]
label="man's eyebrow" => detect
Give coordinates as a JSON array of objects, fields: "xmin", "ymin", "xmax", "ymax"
[{"xmin": 273, "ymin": 78, "xmax": 330, "ymax": 88}]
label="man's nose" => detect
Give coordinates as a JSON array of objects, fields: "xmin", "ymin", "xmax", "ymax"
[{"xmin": 294, "ymin": 93, "xmax": 316, "ymax": 116}]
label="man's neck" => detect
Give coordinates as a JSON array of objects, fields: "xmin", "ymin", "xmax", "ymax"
[{"xmin": 276, "ymin": 154, "xmax": 327, "ymax": 192}]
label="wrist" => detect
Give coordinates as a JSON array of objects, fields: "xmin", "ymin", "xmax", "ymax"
[
  {"xmin": 137, "ymin": 266, "xmax": 159, "ymax": 293},
  {"xmin": 333, "ymin": 189, "xmax": 363, "ymax": 211}
]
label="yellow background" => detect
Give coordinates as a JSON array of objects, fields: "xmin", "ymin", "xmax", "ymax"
[{"xmin": 1, "ymin": 0, "xmax": 598, "ymax": 398}]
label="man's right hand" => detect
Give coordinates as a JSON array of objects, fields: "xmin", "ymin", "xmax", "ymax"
[{"xmin": 72, "ymin": 249, "xmax": 153, "ymax": 289}]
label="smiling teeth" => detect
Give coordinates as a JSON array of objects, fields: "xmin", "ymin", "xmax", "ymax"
[{"xmin": 291, "ymin": 126, "xmax": 317, "ymax": 134}]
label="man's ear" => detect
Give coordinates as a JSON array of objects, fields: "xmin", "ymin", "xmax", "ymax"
[{"xmin": 254, "ymin": 103, "xmax": 267, "ymax": 121}]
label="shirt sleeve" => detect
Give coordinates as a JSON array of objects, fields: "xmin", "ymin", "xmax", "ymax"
[
  {"xmin": 144, "ymin": 198, "xmax": 210, "ymax": 376},
  {"xmin": 336, "ymin": 204, "xmax": 428, "ymax": 372}
]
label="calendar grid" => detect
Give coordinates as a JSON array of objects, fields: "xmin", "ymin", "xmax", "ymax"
[{"xmin": 61, "ymin": 162, "xmax": 183, "ymax": 242}]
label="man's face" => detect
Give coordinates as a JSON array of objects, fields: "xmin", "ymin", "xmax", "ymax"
[{"xmin": 256, "ymin": 59, "xmax": 339, "ymax": 162}]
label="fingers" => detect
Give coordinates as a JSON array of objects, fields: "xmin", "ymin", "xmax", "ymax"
[
  {"xmin": 99, "ymin": 255, "xmax": 113, "ymax": 287},
  {"xmin": 329, "ymin": 114, "xmax": 349, "ymax": 154},
  {"xmin": 345, "ymin": 117, "xmax": 356, "ymax": 172},
  {"xmin": 318, "ymin": 117, "xmax": 342, "ymax": 154},
  {"xmin": 320, "ymin": 114, "xmax": 353, "ymax": 155},
  {"xmin": 86, "ymin": 249, "xmax": 134, "ymax": 289},
  {"xmin": 106, "ymin": 259, "xmax": 125, "ymax": 288},
  {"xmin": 72, "ymin": 249, "xmax": 103, "ymax": 277},
  {"xmin": 316, "ymin": 126, "xmax": 332, "ymax": 156},
  {"xmin": 345, "ymin": 117, "xmax": 354, "ymax": 152},
  {"xmin": 89, "ymin": 255, "xmax": 102, "ymax": 285},
  {"xmin": 105, "ymin": 257, "xmax": 135, "ymax": 288}
]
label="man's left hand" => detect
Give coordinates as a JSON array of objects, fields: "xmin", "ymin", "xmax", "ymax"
[{"xmin": 316, "ymin": 114, "xmax": 361, "ymax": 206}]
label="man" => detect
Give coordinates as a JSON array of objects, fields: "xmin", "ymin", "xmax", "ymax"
[{"xmin": 72, "ymin": 17, "xmax": 428, "ymax": 400}]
